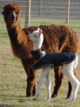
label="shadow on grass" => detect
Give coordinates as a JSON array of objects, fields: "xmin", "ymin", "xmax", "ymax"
[
  {"xmin": 0, "ymin": 104, "xmax": 14, "ymax": 107},
  {"xmin": 0, "ymin": 104, "xmax": 29, "ymax": 107}
]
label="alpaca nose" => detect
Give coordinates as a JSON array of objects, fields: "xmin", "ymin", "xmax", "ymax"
[
  {"xmin": 11, "ymin": 14, "xmax": 15, "ymax": 19},
  {"xmin": 11, "ymin": 12, "xmax": 16, "ymax": 20}
]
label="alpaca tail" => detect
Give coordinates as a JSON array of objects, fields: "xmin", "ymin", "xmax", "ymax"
[{"xmin": 73, "ymin": 53, "xmax": 78, "ymax": 69}]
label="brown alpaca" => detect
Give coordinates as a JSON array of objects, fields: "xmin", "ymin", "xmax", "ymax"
[{"xmin": 2, "ymin": 3, "xmax": 79, "ymax": 98}]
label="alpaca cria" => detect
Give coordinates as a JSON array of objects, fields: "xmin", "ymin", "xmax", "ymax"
[
  {"xmin": 28, "ymin": 28, "xmax": 79, "ymax": 102},
  {"xmin": 2, "ymin": 3, "xmax": 79, "ymax": 98}
]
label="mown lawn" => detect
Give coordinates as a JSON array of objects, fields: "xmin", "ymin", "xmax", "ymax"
[{"xmin": 0, "ymin": 15, "xmax": 80, "ymax": 107}]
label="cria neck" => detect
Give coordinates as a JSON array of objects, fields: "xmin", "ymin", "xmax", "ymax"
[{"xmin": 31, "ymin": 49, "xmax": 42, "ymax": 60}]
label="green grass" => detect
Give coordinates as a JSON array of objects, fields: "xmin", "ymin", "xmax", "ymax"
[{"xmin": 0, "ymin": 16, "xmax": 80, "ymax": 107}]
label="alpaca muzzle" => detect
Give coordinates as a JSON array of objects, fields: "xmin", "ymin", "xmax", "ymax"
[{"xmin": 10, "ymin": 12, "xmax": 17, "ymax": 23}]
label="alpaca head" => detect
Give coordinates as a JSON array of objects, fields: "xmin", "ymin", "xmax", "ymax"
[
  {"xmin": 2, "ymin": 3, "xmax": 21, "ymax": 24},
  {"xmin": 28, "ymin": 28, "xmax": 44, "ymax": 51}
]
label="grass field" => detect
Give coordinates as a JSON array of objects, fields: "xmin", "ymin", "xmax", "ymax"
[{"xmin": 0, "ymin": 16, "xmax": 80, "ymax": 107}]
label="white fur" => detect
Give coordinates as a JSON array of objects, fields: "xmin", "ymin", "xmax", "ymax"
[
  {"xmin": 28, "ymin": 28, "xmax": 80, "ymax": 102},
  {"xmin": 28, "ymin": 28, "xmax": 44, "ymax": 51},
  {"xmin": 33, "ymin": 67, "xmax": 51, "ymax": 100}
]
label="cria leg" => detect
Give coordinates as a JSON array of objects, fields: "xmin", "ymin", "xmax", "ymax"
[
  {"xmin": 51, "ymin": 66, "xmax": 64, "ymax": 98},
  {"xmin": 46, "ymin": 72, "xmax": 51, "ymax": 100},
  {"xmin": 62, "ymin": 62, "xmax": 79, "ymax": 102},
  {"xmin": 69, "ymin": 75, "xmax": 79, "ymax": 102},
  {"xmin": 33, "ymin": 67, "xmax": 51, "ymax": 100},
  {"xmin": 66, "ymin": 76, "xmax": 79, "ymax": 102}
]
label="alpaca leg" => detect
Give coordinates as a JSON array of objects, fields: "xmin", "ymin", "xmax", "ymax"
[
  {"xmin": 26, "ymin": 68, "xmax": 37, "ymax": 97},
  {"xmin": 67, "ymin": 55, "xmax": 78, "ymax": 99},
  {"xmin": 51, "ymin": 66, "xmax": 64, "ymax": 98},
  {"xmin": 66, "ymin": 82, "xmax": 73, "ymax": 101},
  {"xmin": 69, "ymin": 75, "xmax": 79, "ymax": 102},
  {"xmin": 66, "ymin": 69, "xmax": 77, "ymax": 99},
  {"xmin": 62, "ymin": 63, "xmax": 79, "ymax": 102},
  {"xmin": 46, "ymin": 72, "xmax": 51, "ymax": 100},
  {"xmin": 33, "ymin": 84, "xmax": 36, "ymax": 96},
  {"xmin": 66, "ymin": 81, "xmax": 72, "ymax": 99},
  {"xmin": 21, "ymin": 59, "xmax": 37, "ymax": 97},
  {"xmin": 67, "ymin": 75, "xmax": 79, "ymax": 102},
  {"xmin": 33, "ymin": 67, "xmax": 51, "ymax": 100}
]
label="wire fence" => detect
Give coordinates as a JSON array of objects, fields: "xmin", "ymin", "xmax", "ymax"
[{"xmin": 0, "ymin": 0, "xmax": 80, "ymax": 37}]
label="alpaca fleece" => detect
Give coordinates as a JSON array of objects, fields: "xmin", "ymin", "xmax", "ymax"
[{"xmin": 2, "ymin": 3, "xmax": 79, "ymax": 98}]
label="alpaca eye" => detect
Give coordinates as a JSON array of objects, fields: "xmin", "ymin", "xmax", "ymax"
[
  {"xmin": 6, "ymin": 11, "xmax": 10, "ymax": 15},
  {"xmin": 16, "ymin": 12, "xmax": 18, "ymax": 14},
  {"xmin": 34, "ymin": 35, "xmax": 38, "ymax": 38},
  {"xmin": 34, "ymin": 35, "xmax": 36, "ymax": 37}
]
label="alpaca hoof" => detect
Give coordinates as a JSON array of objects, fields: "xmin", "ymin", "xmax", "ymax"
[
  {"xmin": 47, "ymin": 98, "xmax": 50, "ymax": 101},
  {"xmin": 45, "ymin": 98, "xmax": 50, "ymax": 101},
  {"xmin": 45, "ymin": 96, "xmax": 51, "ymax": 101},
  {"xmin": 51, "ymin": 94, "xmax": 57, "ymax": 98},
  {"xmin": 66, "ymin": 98, "xmax": 74, "ymax": 103},
  {"xmin": 70, "ymin": 97, "xmax": 76, "ymax": 103},
  {"xmin": 69, "ymin": 99, "xmax": 74, "ymax": 103},
  {"xmin": 33, "ymin": 98, "xmax": 37, "ymax": 100},
  {"xmin": 66, "ymin": 97, "xmax": 71, "ymax": 102}
]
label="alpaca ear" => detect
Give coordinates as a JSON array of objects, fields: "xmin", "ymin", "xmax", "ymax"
[
  {"xmin": 19, "ymin": 9, "xmax": 21, "ymax": 14},
  {"xmin": 20, "ymin": 10, "xmax": 21, "ymax": 14},
  {"xmin": 39, "ymin": 29, "xmax": 42, "ymax": 36},
  {"xmin": 2, "ymin": 11, "xmax": 4, "ymax": 15}
]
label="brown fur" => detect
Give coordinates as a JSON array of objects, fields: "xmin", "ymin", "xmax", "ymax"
[{"xmin": 2, "ymin": 3, "xmax": 79, "ymax": 98}]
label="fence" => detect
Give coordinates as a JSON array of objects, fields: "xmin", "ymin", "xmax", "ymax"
[{"xmin": 0, "ymin": 0, "xmax": 80, "ymax": 36}]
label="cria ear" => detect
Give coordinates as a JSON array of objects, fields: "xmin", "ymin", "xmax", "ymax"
[
  {"xmin": 39, "ymin": 29, "xmax": 42, "ymax": 36},
  {"xmin": 37, "ymin": 28, "xmax": 40, "ymax": 30}
]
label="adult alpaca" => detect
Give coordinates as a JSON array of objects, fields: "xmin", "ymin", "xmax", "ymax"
[{"xmin": 2, "ymin": 3, "xmax": 79, "ymax": 98}]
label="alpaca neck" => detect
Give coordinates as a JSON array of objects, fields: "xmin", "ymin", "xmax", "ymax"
[
  {"xmin": 6, "ymin": 22, "xmax": 26, "ymax": 45},
  {"xmin": 31, "ymin": 49, "xmax": 42, "ymax": 60},
  {"xmin": 33, "ymin": 41, "xmax": 42, "ymax": 51},
  {"xmin": 32, "ymin": 34, "xmax": 44, "ymax": 60},
  {"xmin": 33, "ymin": 34, "xmax": 43, "ymax": 51},
  {"xmin": 32, "ymin": 42, "xmax": 42, "ymax": 60}
]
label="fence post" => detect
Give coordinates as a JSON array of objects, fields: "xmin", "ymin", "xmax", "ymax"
[
  {"xmin": 39, "ymin": 0, "xmax": 42, "ymax": 17},
  {"xmin": 66, "ymin": 0, "xmax": 70, "ymax": 24},
  {"xmin": 25, "ymin": 0, "xmax": 31, "ymax": 27}
]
